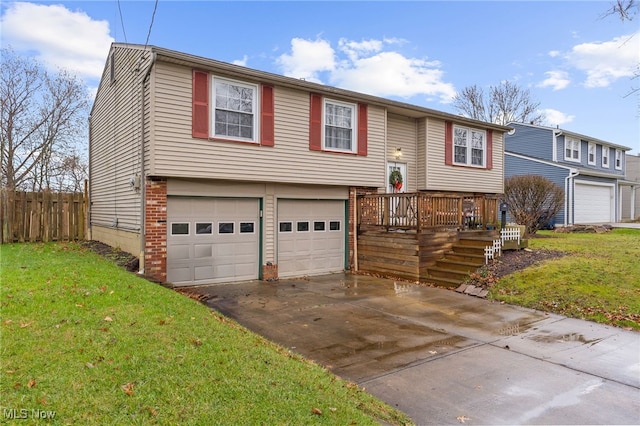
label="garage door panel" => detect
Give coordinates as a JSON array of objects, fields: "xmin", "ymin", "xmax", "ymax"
[
  {"xmin": 278, "ymin": 200, "xmax": 345, "ymax": 278},
  {"xmin": 574, "ymin": 183, "xmax": 613, "ymax": 224},
  {"xmin": 167, "ymin": 198, "xmax": 259, "ymax": 285}
]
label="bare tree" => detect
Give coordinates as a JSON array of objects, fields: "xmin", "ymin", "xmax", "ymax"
[
  {"xmin": 1, "ymin": 47, "xmax": 89, "ymax": 192},
  {"xmin": 504, "ymin": 175, "xmax": 564, "ymax": 235},
  {"xmin": 453, "ymin": 81, "xmax": 545, "ymax": 126},
  {"xmin": 602, "ymin": 0, "xmax": 638, "ymax": 21}
]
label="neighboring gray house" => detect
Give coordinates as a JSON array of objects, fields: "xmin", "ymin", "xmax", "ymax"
[
  {"xmin": 621, "ymin": 153, "xmax": 640, "ymax": 221},
  {"xmin": 504, "ymin": 122, "xmax": 632, "ymax": 226}
]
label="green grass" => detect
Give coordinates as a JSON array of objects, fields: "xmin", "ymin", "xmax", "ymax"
[
  {"xmin": 0, "ymin": 243, "xmax": 411, "ymax": 425},
  {"xmin": 489, "ymin": 228, "xmax": 640, "ymax": 330}
]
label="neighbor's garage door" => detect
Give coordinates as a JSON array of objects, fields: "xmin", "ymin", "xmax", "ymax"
[
  {"xmin": 574, "ymin": 182, "xmax": 613, "ymax": 224},
  {"xmin": 277, "ymin": 200, "xmax": 345, "ymax": 278},
  {"xmin": 167, "ymin": 197, "xmax": 259, "ymax": 286}
]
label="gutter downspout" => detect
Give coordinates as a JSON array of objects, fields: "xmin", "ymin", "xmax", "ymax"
[
  {"xmin": 564, "ymin": 168, "xmax": 579, "ymax": 226},
  {"xmin": 138, "ymin": 51, "xmax": 157, "ymax": 274}
]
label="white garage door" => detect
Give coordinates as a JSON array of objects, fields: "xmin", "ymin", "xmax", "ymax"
[
  {"xmin": 278, "ymin": 199, "xmax": 345, "ymax": 278},
  {"xmin": 574, "ymin": 182, "xmax": 614, "ymax": 224},
  {"xmin": 167, "ymin": 198, "xmax": 259, "ymax": 286}
]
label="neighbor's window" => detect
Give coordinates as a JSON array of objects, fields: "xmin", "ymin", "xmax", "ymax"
[
  {"xmin": 588, "ymin": 143, "xmax": 596, "ymax": 165},
  {"xmin": 171, "ymin": 223, "xmax": 189, "ymax": 235},
  {"xmin": 454, "ymin": 125, "xmax": 485, "ymax": 167},
  {"xmin": 602, "ymin": 146, "xmax": 610, "ymax": 168},
  {"xmin": 564, "ymin": 137, "xmax": 580, "ymax": 162},
  {"xmin": 615, "ymin": 149, "xmax": 623, "ymax": 170},
  {"xmin": 212, "ymin": 77, "xmax": 257, "ymax": 142},
  {"xmin": 324, "ymin": 99, "xmax": 355, "ymax": 152}
]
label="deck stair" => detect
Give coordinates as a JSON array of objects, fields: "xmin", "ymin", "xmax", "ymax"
[{"xmin": 424, "ymin": 233, "xmax": 497, "ymax": 288}]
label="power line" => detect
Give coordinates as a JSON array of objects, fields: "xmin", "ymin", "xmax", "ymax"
[
  {"xmin": 116, "ymin": 0, "xmax": 128, "ymax": 43},
  {"xmin": 143, "ymin": 0, "xmax": 159, "ymax": 49}
]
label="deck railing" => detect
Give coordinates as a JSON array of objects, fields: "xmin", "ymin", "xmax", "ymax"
[{"xmin": 358, "ymin": 192, "xmax": 500, "ymax": 232}]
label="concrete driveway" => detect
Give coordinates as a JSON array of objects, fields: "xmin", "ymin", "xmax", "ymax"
[{"xmin": 196, "ymin": 273, "xmax": 640, "ymax": 425}]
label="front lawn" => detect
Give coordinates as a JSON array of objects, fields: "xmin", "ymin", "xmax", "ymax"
[
  {"xmin": 0, "ymin": 243, "xmax": 411, "ymax": 425},
  {"xmin": 489, "ymin": 228, "xmax": 640, "ymax": 330}
]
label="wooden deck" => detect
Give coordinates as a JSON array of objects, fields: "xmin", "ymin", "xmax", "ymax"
[{"xmin": 356, "ymin": 191, "xmax": 502, "ymax": 285}]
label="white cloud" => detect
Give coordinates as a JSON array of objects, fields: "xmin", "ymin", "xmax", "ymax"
[
  {"xmin": 233, "ymin": 55, "xmax": 248, "ymax": 67},
  {"xmin": 548, "ymin": 50, "xmax": 561, "ymax": 58},
  {"xmin": 276, "ymin": 38, "xmax": 336, "ymax": 83},
  {"xmin": 565, "ymin": 33, "xmax": 639, "ymax": 88},
  {"xmin": 537, "ymin": 70, "xmax": 571, "ymax": 91},
  {"xmin": 541, "ymin": 108, "xmax": 575, "ymax": 127},
  {"xmin": 1, "ymin": 2, "xmax": 113, "ymax": 80},
  {"xmin": 276, "ymin": 37, "xmax": 456, "ymax": 103}
]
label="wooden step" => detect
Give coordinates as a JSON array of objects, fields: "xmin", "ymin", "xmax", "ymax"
[
  {"xmin": 450, "ymin": 244, "xmax": 486, "ymax": 255},
  {"xmin": 426, "ymin": 267, "xmax": 470, "ymax": 281},
  {"xmin": 444, "ymin": 252, "xmax": 485, "ymax": 265},
  {"xmin": 435, "ymin": 258, "xmax": 482, "ymax": 272},
  {"xmin": 421, "ymin": 275, "xmax": 462, "ymax": 288}
]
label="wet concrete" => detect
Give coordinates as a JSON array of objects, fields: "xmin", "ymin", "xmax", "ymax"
[{"xmin": 197, "ymin": 273, "xmax": 640, "ymax": 425}]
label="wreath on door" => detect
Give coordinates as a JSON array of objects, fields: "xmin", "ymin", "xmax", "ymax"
[{"xmin": 389, "ymin": 170, "xmax": 403, "ymax": 191}]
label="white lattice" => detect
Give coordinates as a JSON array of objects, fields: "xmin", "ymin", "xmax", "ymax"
[
  {"xmin": 493, "ymin": 239, "xmax": 502, "ymax": 257},
  {"xmin": 484, "ymin": 246, "xmax": 495, "ymax": 264},
  {"xmin": 501, "ymin": 228, "xmax": 521, "ymax": 245}
]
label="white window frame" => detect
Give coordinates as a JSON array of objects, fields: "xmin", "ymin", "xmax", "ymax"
[
  {"xmin": 564, "ymin": 137, "xmax": 580, "ymax": 162},
  {"xmin": 453, "ymin": 125, "xmax": 486, "ymax": 168},
  {"xmin": 615, "ymin": 149, "xmax": 623, "ymax": 170},
  {"xmin": 323, "ymin": 98, "xmax": 356, "ymax": 153},
  {"xmin": 602, "ymin": 146, "xmax": 610, "ymax": 168},
  {"xmin": 587, "ymin": 142, "xmax": 596, "ymax": 165},
  {"xmin": 211, "ymin": 76, "xmax": 259, "ymax": 143}
]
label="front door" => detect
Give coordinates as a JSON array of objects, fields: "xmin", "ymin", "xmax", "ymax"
[{"xmin": 388, "ymin": 163, "xmax": 407, "ymax": 193}]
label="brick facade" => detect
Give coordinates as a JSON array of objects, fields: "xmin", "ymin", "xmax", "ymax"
[
  {"xmin": 144, "ymin": 177, "xmax": 167, "ymax": 282},
  {"xmin": 262, "ymin": 263, "xmax": 278, "ymax": 281}
]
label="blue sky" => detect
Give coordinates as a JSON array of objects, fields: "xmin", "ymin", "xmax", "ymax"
[{"xmin": 2, "ymin": 1, "xmax": 638, "ymax": 153}]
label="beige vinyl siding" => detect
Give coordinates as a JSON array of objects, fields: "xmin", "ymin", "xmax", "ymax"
[
  {"xmin": 166, "ymin": 178, "xmax": 347, "ymax": 264},
  {"xmin": 424, "ymin": 118, "xmax": 504, "ymax": 194},
  {"xmin": 387, "ymin": 114, "xmax": 417, "ymax": 192},
  {"xmin": 150, "ymin": 62, "xmax": 385, "ymax": 187},
  {"xmin": 417, "ymin": 119, "xmax": 427, "ymax": 189},
  {"xmin": 90, "ymin": 46, "xmax": 151, "ymax": 232}
]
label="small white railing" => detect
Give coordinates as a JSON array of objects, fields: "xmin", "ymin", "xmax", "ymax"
[{"xmin": 500, "ymin": 227, "xmax": 521, "ymax": 245}]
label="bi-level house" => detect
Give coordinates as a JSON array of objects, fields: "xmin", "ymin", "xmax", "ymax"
[
  {"xmin": 89, "ymin": 43, "xmax": 510, "ymax": 286},
  {"xmin": 504, "ymin": 122, "xmax": 632, "ymax": 226}
]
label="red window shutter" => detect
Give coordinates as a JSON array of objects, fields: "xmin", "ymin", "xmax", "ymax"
[
  {"xmin": 357, "ymin": 103, "xmax": 368, "ymax": 156},
  {"xmin": 261, "ymin": 84, "xmax": 275, "ymax": 147},
  {"xmin": 192, "ymin": 70, "xmax": 209, "ymax": 139},
  {"xmin": 445, "ymin": 121, "xmax": 453, "ymax": 165},
  {"xmin": 309, "ymin": 93, "xmax": 322, "ymax": 151},
  {"xmin": 486, "ymin": 129, "xmax": 493, "ymax": 170}
]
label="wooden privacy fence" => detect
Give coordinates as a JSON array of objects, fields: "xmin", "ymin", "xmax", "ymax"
[{"xmin": 0, "ymin": 190, "xmax": 87, "ymax": 243}]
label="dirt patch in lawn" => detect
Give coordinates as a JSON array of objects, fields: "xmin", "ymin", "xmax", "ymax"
[
  {"xmin": 81, "ymin": 240, "xmax": 139, "ymax": 273},
  {"xmin": 464, "ymin": 248, "xmax": 568, "ymax": 289}
]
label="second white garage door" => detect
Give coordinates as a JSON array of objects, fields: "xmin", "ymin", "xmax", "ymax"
[
  {"xmin": 574, "ymin": 182, "xmax": 614, "ymax": 224},
  {"xmin": 277, "ymin": 199, "xmax": 346, "ymax": 278}
]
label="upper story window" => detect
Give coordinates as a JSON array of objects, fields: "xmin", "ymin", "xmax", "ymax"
[
  {"xmin": 213, "ymin": 77, "xmax": 257, "ymax": 142},
  {"xmin": 191, "ymin": 70, "xmax": 274, "ymax": 146},
  {"xmin": 564, "ymin": 137, "xmax": 580, "ymax": 162},
  {"xmin": 602, "ymin": 146, "xmax": 610, "ymax": 168},
  {"xmin": 323, "ymin": 99, "xmax": 356, "ymax": 153},
  {"xmin": 454, "ymin": 125, "xmax": 485, "ymax": 167},
  {"xmin": 615, "ymin": 149, "xmax": 623, "ymax": 170},
  {"xmin": 588, "ymin": 142, "xmax": 596, "ymax": 165},
  {"xmin": 308, "ymin": 93, "xmax": 368, "ymax": 156}
]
